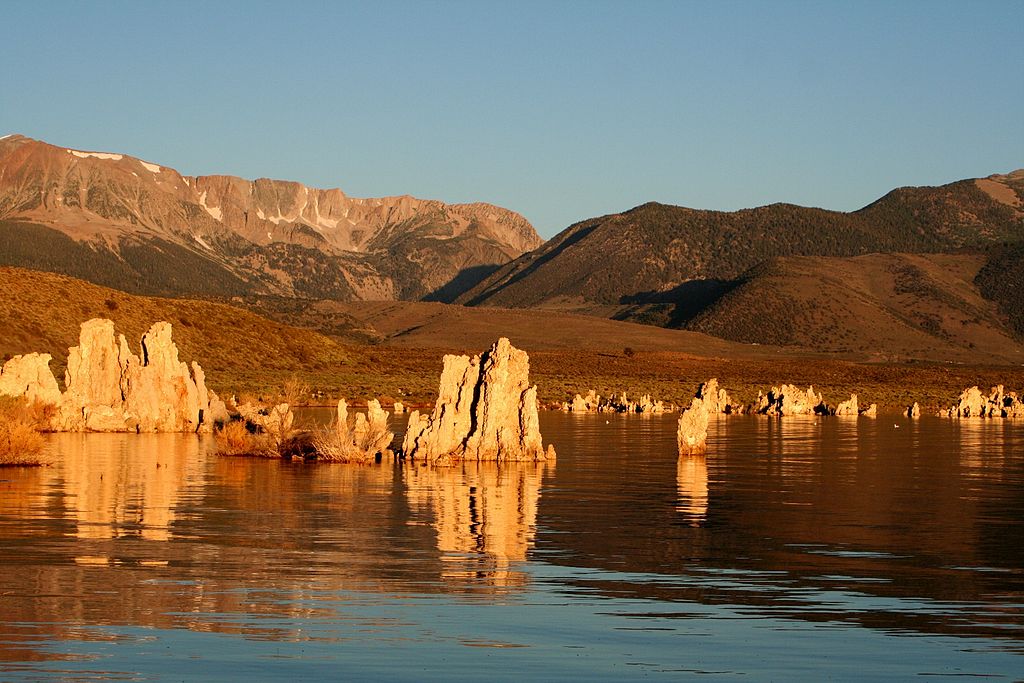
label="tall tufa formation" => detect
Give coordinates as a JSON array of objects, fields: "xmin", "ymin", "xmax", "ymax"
[
  {"xmin": 677, "ymin": 397, "xmax": 710, "ymax": 456},
  {"xmin": 402, "ymin": 338, "xmax": 555, "ymax": 465},
  {"xmin": 0, "ymin": 318, "xmax": 217, "ymax": 433}
]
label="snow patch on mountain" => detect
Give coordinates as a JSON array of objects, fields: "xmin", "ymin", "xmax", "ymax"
[
  {"xmin": 67, "ymin": 149, "xmax": 123, "ymax": 161},
  {"xmin": 198, "ymin": 191, "xmax": 223, "ymax": 221}
]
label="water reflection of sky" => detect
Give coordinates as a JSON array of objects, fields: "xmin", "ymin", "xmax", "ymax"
[{"xmin": 1, "ymin": 413, "xmax": 1023, "ymax": 679}]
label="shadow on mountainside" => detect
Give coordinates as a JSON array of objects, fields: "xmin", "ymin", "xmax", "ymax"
[
  {"xmin": 423, "ymin": 264, "xmax": 503, "ymax": 303},
  {"xmin": 460, "ymin": 224, "xmax": 600, "ymax": 306},
  {"xmin": 976, "ymin": 242, "xmax": 1024, "ymax": 340},
  {"xmin": 615, "ymin": 279, "xmax": 741, "ymax": 328}
]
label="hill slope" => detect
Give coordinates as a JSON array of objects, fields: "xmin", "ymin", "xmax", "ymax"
[
  {"xmin": 4, "ymin": 267, "xmax": 1023, "ymax": 414},
  {"xmin": 0, "ymin": 134, "xmax": 541, "ymax": 301},
  {"xmin": 0, "ymin": 267, "xmax": 353, "ymax": 392},
  {"xmin": 975, "ymin": 240, "xmax": 1024, "ymax": 339},
  {"xmin": 687, "ymin": 253, "xmax": 1024, "ymax": 364},
  {"xmin": 458, "ymin": 171, "xmax": 1024, "ymax": 324}
]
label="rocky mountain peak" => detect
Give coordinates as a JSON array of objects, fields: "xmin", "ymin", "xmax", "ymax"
[{"xmin": 0, "ymin": 135, "xmax": 542, "ymax": 302}]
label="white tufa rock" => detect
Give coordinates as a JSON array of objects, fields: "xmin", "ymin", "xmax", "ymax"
[
  {"xmin": 403, "ymin": 338, "xmax": 554, "ymax": 465},
  {"xmin": 3, "ymin": 318, "xmax": 219, "ymax": 433}
]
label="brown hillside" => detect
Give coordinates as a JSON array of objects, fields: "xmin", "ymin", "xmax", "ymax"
[
  {"xmin": 458, "ymin": 172, "xmax": 1024, "ymax": 326},
  {"xmin": 688, "ymin": 253, "xmax": 1024, "ymax": 364},
  {"xmin": 264, "ymin": 299, "xmax": 789, "ymax": 356},
  {"xmin": 2, "ymin": 267, "xmax": 1023, "ymax": 413},
  {"xmin": 0, "ymin": 267, "xmax": 351, "ymax": 392}
]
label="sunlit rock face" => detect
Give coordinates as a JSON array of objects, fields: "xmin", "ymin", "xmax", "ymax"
[
  {"xmin": 0, "ymin": 352, "xmax": 61, "ymax": 406},
  {"xmin": 835, "ymin": 394, "xmax": 859, "ymax": 416},
  {"xmin": 942, "ymin": 385, "xmax": 1024, "ymax": 418},
  {"xmin": 697, "ymin": 378, "xmax": 736, "ymax": 414},
  {"xmin": 677, "ymin": 397, "xmax": 710, "ymax": 456},
  {"xmin": 2, "ymin": 318, "xmax": 215, "ymax": 433},
  {"xmin": 757, "ymin": 384, "xmax": 825, "ymax": 416},
  {"xmin": 403, "ymin": 338, "xmax": 555, "ymax": 465},
  {"xmin": 563, "ymin": 390, "xmax": 670, "ymax": 414},
  {"xmin": 237, "ymin": 402, "xmax": 294, "ymax": 443},
  {"xmin": 121, "ymin": 322, "xmax": 204, "ymax": 432},
  {"xmin": 567, "ymin": 389, "xmax": 600, "ymax": 413},
  {"xmin": 58, "ymin": 319, "xmax": 134, "ymax": 431},
  {"xmin": 0, "ymin": 135, "xmax": 543, "ymax": 303}
]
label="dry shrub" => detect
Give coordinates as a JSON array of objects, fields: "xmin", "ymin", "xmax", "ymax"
[
  {"xmin": 234, "ymin": 392, "xmax": 262, "ymax": 408},
  {"xmin": 281, "ymin": 375, "xmax": 310, "ymax": 407},
  {"xmin": 310, "ymin": 400, "xmax": 393, "ymax": 464},
  {"xmin": 310, "ymin": 425, "xmax": 381, "ymax": 464},
  {"xmin": 0, "ymin": 396, "xmax": 49, "ymax": 466},
  {"xmin": 20, "ymin": 400, "xmax": 58, "ymax": 431},
  {"xmin": 214, "ymin": 420, "xmax": 278, "ymax": 458}
]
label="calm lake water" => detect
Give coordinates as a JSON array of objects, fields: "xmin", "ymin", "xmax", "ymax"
[{"xmin": 2, "ymin": 413, "xmax": 1024, "ymax": 680}]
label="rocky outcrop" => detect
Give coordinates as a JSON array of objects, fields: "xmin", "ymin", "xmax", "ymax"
[
  {"xmin": 57, "ymin": 319, "xmax": 131, "ymax": 431},
  {"xmin": 0, "ymin": 353, "xmax": 61, "ymax": 406},
  {"xmin": 393, "ymin": 401, "xmax": 405, "ymax": 414},
  {"xmin": 207, "ymin": 390, "xmax": 231, "ymax": 425},
  {"xmin": 860, "ymin": 403, "xmax": 877, "ymax": 417},
  {"xmin": 677, "ymin": 397, "xmax": 710, "ymax": 455},
  {"xmin": 757, "ymin": 384, "xmax": 826, "ymax": 416},
  {"xmin": 634, "ymin": 394, "xmax": 667, "ymax": 414},
  {"xmin": 312, "ymin": 399, "xmax": 394, "ymax": 463},
  {"xmin": 120, "ymin": 322, "xmax": 205, "ymax": 432},
  {"xmin": 566, "ymin": 390, "xmax": 601, "ymax": 412},
  {"xmin": 908, "ymin": 402, "xmax": 921, "ymax": 418},
  {"xmin": 402, "ymin": 338, "xmax": 555, "ymax": 465},
  {"xmin": 835, "ymin": 394, "xmax": 859, "ymax": 416},
  {"xmin": 3, "ymin": 318, "xmax": 218, "ymax": 433},
  {"xmin": 562, "ymin": 389, "xmax": 671, "ymax": 414},
  {"xmin": 697, "ymin": 378, "xmax": 736, "ymax": 414},
  {"xmin": 942, "ymin": 385, "xmax": 1024, "ymax": 418}
]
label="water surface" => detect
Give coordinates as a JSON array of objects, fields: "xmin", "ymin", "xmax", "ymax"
[{"xmin": 1, "ymin": 414, "xmax": 1023, "ymax": 680}]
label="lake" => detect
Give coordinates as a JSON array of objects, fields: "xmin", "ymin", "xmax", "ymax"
[{"xmin": 1, "ymin": 413, "xmax": 1023, "ymax": 680}]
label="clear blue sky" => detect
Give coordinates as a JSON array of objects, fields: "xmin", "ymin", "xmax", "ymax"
[{"xmin": 2, "ymin": 1, "xmax": 1021, "ymax": 237}]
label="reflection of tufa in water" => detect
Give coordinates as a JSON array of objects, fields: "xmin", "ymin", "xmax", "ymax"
[
  {"xmin": 406, "ymin": 461, "xmax": 549, "ymax": 588},
  {"xmin": 55, "ymin": 432, "xmax": 206, "ymax": 541},
  {"xmin": 402, "ymin": 338, "xmax": 555, "ymax": 465},
  {"xmin": 676, "ymin": 454, "xmax": 709, "ymax": 526}
]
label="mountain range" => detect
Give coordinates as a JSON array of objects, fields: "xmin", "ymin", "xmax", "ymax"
[
  {"xmin": 458, "ymin": 171, "xmax": 1024, "ymax": 317},
  {"xmin": 0, "ymin": 134, "xmax": 540, "ymax": 301},
  {"xmin": 2, "ymin": 133, "xmax": 1022, "ymax": 363}
]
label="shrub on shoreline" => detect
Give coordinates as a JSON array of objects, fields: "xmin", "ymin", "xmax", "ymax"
[
  {"xmin": 214, "ymin": 419, "xmax": 279, "ymax": 458},
  {"xmin": 0, "ymin": 396, "xmax": 49, "ymax": 467}
]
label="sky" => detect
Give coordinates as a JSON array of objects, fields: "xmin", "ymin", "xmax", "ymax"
[{"xmin": 1, "ymin": 0, "xmax": 1021, "ymax": 238}]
